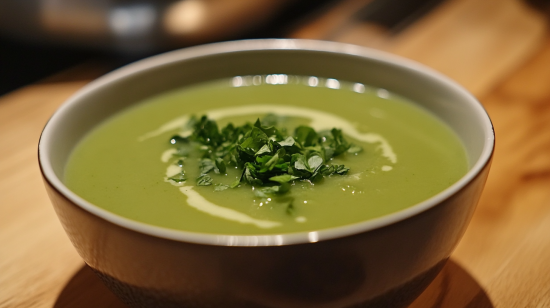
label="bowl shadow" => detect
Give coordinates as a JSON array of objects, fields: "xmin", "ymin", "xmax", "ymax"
[
  {"xmin": 408, "ymin": 260, "xmax": 494, "ymax": 308},
  {"xmin": 53, "ymin": 259, "xmax": 493, "ymax": 308}
]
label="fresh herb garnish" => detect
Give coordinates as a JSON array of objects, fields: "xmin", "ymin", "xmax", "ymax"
[{"xmin": 169, "ymin": 114, "xmax": 362, "ymax": 210}]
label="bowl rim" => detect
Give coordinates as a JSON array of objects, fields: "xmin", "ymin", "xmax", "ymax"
[{"xmin": 38, "ymin": 38, "xmax": 495, "ymax": 246}]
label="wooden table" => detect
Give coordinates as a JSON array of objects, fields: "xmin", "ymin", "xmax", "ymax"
[{"xmin": 2, "ymin": 0, "xmax": 550, "ymax": 306}]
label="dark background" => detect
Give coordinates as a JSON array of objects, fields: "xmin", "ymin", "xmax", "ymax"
[{"xmin": 5, "ymin": 0, "xmax": 542, "ymax": 95}]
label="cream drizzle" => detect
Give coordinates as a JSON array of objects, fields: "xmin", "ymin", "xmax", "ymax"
[
  {"xmin": 179, "ymin": 186, "xmax": 281, "ymax": 228},
  {"xmin": 161, "ymin": 149, "xmax": 178, "ymax": 163},
  {"xmin": 166, "ymin": 164, "xmax": 181, "ymax": 177},
  {"xmin": 138, "ymin": 115, "xmax": 191, "ymax": 141}
]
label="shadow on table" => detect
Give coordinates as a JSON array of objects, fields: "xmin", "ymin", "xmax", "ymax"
[
  {"xmin": 409, "ymin": 260, "xmax": 494, "ymax": 308},
  {"xmin": 53, "ymin": 259, "xmax": 493, "ymax": 308},
  {"xmin": 54, "ymin": 265, "xmax": 129, "ymax": 308}
]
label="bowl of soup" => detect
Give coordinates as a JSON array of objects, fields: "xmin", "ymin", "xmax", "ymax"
[{"xmin": 39, "ymin": 39, "xmax": 494, "ymax": 308}]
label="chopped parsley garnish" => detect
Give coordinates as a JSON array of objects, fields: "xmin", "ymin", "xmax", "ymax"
[{"xmin": 168, "ymin": 114, "xmax": 362, "ymax": 211}]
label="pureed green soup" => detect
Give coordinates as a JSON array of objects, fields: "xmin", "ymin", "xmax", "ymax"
[{"xmin": 64, "ymin": 75, "xmax": 468, "ymax": 235}]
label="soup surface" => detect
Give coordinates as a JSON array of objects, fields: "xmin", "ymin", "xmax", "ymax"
[{"xmin": 64, "ymin": 75, "xmax": 468, "ymax": 235}]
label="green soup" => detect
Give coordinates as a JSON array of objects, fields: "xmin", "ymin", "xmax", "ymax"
[{"xmin": 64, "ymin": 75, "xmax": 468, "ymax": 235}]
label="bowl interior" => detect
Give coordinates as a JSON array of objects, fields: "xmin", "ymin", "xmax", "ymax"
[{"xmin": 39, "ymin": 39, "xmax": 494, "ymax": 244}]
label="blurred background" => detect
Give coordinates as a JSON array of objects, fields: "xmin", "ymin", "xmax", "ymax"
[{"xmin": 3, "ymin": 0, "xmax": 546, "ymax": 95}]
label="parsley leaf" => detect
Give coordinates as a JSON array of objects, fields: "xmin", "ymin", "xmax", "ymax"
[
  {"xmin": 215, "ymin": 158, "xmax": 226, "ymax": 174},
  {"xmin": 269, "ymin": 174, "xmax": 299, "ymax": 184},
  {"xmin": 199, "ymin": 158, "xmax": 217, "ymax": 174},
  {"xmin": 168, "ymin": 172, "xmax": 187, "ymax": 183},
  {"xmin": 197, "ymin": 174, "xmax": 213, "ymax": 186}
]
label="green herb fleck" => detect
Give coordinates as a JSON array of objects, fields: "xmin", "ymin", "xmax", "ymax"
[
  {"xmin": 284, "ymin": 198, "xmax": 296, "ymax": 215},
  {"xmin": 168, "ymin": 172, "xmax": 187, "ymax": 183},
  {"xmin": 197, "ymin": 174, "xmax": 213, "ymax": 186},
  {"xmin": 199, "ymin": 158, "xmax": 217, "ymax": 174},
  {"xmin": 214, "ymin": 183, "xmax": 229, "ymax": 191}
]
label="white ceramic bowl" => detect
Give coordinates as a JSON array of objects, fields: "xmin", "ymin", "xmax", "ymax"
[{"xmin": 39, "ymin": 39, "xmax": 494, "ymax": 308}]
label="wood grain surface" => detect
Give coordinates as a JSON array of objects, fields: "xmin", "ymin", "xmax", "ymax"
[{"xmin": 2, "ymin": 0, "xmax": 550, "ymax": 307}]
